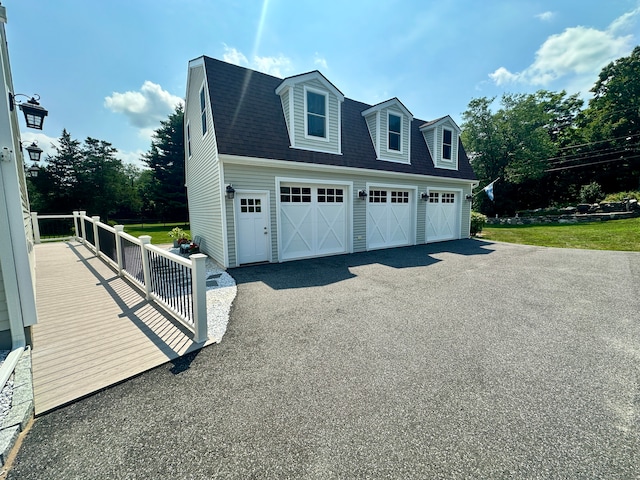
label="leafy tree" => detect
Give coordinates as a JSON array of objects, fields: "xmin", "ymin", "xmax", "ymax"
[
  {"xmin": 143, "ymin": 104, "xmax": 187, "ymax": 221},
  {"xmin": 577, "ymin": 46, "xmax": 640, "ymax": 192},
  {"xmin": 462, "ymin": 90, "xmax": 581, "ymax": 214}
]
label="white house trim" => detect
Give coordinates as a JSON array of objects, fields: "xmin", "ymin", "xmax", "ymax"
[{"xmin": 220, "ymin": 154, "xmax": 472, "ymax": 187}]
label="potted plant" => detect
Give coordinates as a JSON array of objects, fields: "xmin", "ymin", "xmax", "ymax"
[{"xmin": 168, "ymin": 227, "xmax": 190, "ymax": 248}]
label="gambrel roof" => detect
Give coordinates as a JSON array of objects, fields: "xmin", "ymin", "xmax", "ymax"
[{"xmin": 200, "ymin": 56, "xmax": 476, "ymax": 180}]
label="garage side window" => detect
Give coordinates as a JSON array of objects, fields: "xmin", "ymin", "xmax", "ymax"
[
  {"xmin": 369, "ymin": 190, "xmax": 388, "ymax": 203},
  {"xmin": 281, "ymin": 186, "xmax": 311, "ymax": 203},
  {"xmin": 429, "ymin": 192, "xmax": 439, "ymax": 203},
  {"xmin": 317, "ymin": 188, "xmax": 343, "ymax": 203}
]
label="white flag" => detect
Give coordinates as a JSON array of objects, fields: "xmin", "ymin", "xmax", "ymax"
[{"xmin": 483, "ymin": 182, "xmax": 495, "ymax": 201}]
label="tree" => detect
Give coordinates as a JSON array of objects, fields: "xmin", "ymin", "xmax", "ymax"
[
  {"xmin": 143, "ymin": 104, "xmax": 187, "ymax": 221},
  {"xmin": 462, "ymin": 90, "xmax": 583, "ymax": 214},
  {"xmin": 577, "ymin": 46, "xmax": 640, "ymax": 192}
]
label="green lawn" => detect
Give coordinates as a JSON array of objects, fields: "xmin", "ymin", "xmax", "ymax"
[
  {"xmin": 122, "ymin": 222, "xmax": 190, "ymax": 245},
  {"xmin": 480, "ymin": 217, "xmax": 640, "ymax": 251}
]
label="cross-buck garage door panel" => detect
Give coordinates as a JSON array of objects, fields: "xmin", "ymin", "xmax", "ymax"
[
  {"xmin": 279, "ymin": 184, "xmax": 347, "ymax": 261},
  {"xmin": 426, "ymin": 191, "xmax": 459, "ymax": 242},
  {"xmin": 367, "ymin": 189, "xmax": 412, "ymax": 250}
]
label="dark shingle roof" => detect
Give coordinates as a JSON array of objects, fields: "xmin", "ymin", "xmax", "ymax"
[{"xmin": 202, "ymin": 56, "xmax": 476, "ymax": 181}]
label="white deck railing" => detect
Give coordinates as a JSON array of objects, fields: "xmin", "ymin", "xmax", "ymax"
[{"xmin": 32, "ymin": 211, "xmax": 208, "ymax": 343}]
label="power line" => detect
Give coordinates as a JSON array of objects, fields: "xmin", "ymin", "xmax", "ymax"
[{"xmin": 546, "ymin": 154, "xmax": 640, "ymax": 173}]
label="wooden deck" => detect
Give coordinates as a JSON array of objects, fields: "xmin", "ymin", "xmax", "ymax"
[{"xmin": 32, "ymin": 241, "xmax": 205, "ymax": 415}]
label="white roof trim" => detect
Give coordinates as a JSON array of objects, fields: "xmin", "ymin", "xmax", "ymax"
[
  {"xmin": 275, "ymin": 71, "xmax": 344, "ymax": 101},
  {"xmin": 419, "ymin": 115, "xmax": 461, "ymax": 134},
  {"xmin": 361, "ymin": 98, "xmax": 413, "ymax": 120}
]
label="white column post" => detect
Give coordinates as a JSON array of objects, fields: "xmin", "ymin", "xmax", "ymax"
[
  {"xmin": 190, "ymin": 253, "xmax": 208, "ymax": 343},
  {"xmin": 92, "ymin": 216, "xmax": 100, "ymax": 255},
  {"xmin": 31, "ymin": 212, "xmax": 40, "ymax": 244},
  {"xmin": 114, "ymin": 225, "xmax": 124, "ymax": 275},
  {"xmin": 72, "ymin": 211, "xmax": 80, "ymax": 240},
  {"xmin": 139, "ymin": 235, "xmax": 153, "ymax": 300},
  {"xmin": 79, "ymin": 210, "xmax": 87, "ymax": 243}
]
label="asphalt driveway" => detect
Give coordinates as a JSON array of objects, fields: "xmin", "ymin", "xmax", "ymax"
[{"xmin": 8, "ymin": 240, "xmax": 640, "ymax": 479}]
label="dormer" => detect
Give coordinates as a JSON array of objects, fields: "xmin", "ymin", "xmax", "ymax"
[
  {"xmin": 275, "ymin": 71, "xmax": 344, "ymax": 155},
  {"xmin": 420, "ymin": 115, "xmax": 461, "ymax": 170},
  {"xmin": 361, "ymin": 98, "xmax": 413, "ymax": 164}
]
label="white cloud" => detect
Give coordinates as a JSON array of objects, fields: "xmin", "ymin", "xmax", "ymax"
[
  {"xmin": 314, "ymin": 54, "xmax": 328, "ymax": 70},
  {"xmin": 104, "ymin": 81, "xmax": 183, "ymax": 129},
  {"xmin": 115, "ymin": 149, "xmax": 147, "ymax": 168},
  {"xmin": 536, "ymin": 11, "xmax": 555, "ymax": 22},
  {"xmin": 489, "ymin": 8, "xmax": 638, "ymax": 93},
  {"xmin": 222, "ymin": 45, "xmax": 293, "ymax": 78}
]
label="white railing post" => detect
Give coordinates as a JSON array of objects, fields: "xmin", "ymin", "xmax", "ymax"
[
  {"xmin": 114, "ymin": 225, "xmax": 124, "ymax": 276},
  {"xmin": 72, "ymin": 211, "xmax": 80, "ymax": 240},
  {"xmin": 139, "ymin": 236, "xmax": 153, "ymax": 300},
  {"xmin": 190, "ymin": 253, "xmax": 208, "ymax": 343},
  {"xmin": 92, "ymin": 216, "xmax": 101, "ymax": 256},
  {"xmin": 31, "ymin": 212, "xmax": 41, "ymax": 244},
  {"xmin": 79, "ymin": 211, "xmax": 87, "ymax": 243}
]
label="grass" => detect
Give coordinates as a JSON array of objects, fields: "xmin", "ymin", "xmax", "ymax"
[
  {"xmin": 122, "ymin": 222, "xmax": 190, "ymax": 245},
  {"xmin": 480, "ymin": 217, "xmax": 640, "ymax": 252}
]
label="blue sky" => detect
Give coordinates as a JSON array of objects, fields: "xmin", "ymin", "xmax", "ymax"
[{"xmin": 5, "ymin": 0, "xmax": 639, "ymax": 168}]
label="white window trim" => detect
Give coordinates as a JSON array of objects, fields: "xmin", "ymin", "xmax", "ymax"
[
  {"xmin": 442, "ymin": 127, "xmax": 453, "ymax": 162},
  {"xmin": 186, "ymin": 121, "xmax": 192, "ymax": 159},
  {"xmin": 200, "ymin": 83, "xmax": 209, "ymax": 138},
  {"xmin": 303, "ymin": 86, "xmax": 330, "ymax": 143},
  {"xmin": 387, "ymin": 111, "xmax": 403, "ymax": 154}
]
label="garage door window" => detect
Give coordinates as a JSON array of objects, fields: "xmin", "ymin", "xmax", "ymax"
[
  {"xmin": 317, "ymin": 188, "xmax": 343, "ymax": 203},
  {"xmin": 369, "ymin": 190, "xmax": 387, "ymax": 203},
  {"xmin": 429, "ymin": 192, "xmax": 439, "ymax": 203},
  {"xmin": 391, "ymin": 191, "xmax": 409, "ymax": 203},
  {"xmin": 442, "ymin": 193, "xmax": 455, "ymax": 203},
  {"xmin": 281, "ymin": 186, "xmax": 311, "ymax": 203}
]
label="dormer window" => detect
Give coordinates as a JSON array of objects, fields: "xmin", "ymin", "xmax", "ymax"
[
  {"xmin": 388, "ymin": 113, "xmax": 401, "ymax": 152},
  {"xmin": 306, "ymin": 89, "xmax": 327, "ymax": 139},
  {"xmin": 443, "ymin": 128, "xmax": 452, "ymax": 160}
]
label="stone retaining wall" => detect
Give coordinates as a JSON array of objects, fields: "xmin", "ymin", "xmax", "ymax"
[{"xmin": 486, "ymin": 211, "xmax": 639, "ymax": 225}]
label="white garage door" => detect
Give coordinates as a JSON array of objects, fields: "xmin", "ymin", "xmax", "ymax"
[
  {"xmin": 279, "ymin": 184, "xmax": 347, "ymax": 261},
  {"xmin": 426, "ymin": 191, "xmax": 459, "ymax": 242},
  {"xmin": 366, "ymin": 188, "xmax": 413, "ymax": 249}
]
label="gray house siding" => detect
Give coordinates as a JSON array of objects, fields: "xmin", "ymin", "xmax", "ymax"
[
  {"xmin": 185, "ymin": 62, "xmax": 225, "ymax": 266},
  {"xmin": 0, "ymin": 273, "xmax": 9, "ymax": 334}
]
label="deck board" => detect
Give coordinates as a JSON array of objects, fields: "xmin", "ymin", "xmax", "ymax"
[{"xmin": 32, "ymin": 241, "xmax": 206, "ymax": 414}]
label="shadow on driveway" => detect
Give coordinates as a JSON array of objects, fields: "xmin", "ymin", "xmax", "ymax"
[{"xmin": 230, "ymin": 238, "xmax": 497, "ymax": 289}]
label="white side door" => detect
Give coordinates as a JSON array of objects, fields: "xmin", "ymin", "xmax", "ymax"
[{"xmin": 236, "ymin": 192, "xmax": 270, "ymax": 264}]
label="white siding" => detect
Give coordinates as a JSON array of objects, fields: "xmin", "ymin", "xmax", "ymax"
[{"xmin": 185, "ymin": 63, "xmax": 225, "ymax": 266}]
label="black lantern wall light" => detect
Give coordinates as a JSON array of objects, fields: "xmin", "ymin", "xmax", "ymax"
[{"xmin": 9, "ymin": 93, "xmax": 48, "ymax": 130}]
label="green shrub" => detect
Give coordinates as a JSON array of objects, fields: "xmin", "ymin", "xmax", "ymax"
[
  {"xmin": 470, "ymin": 211, "xmax": 487, "ymax": 236},
  {"xmin": 579, "ymin": 182, "xmax": 604, "ymax": 204},
  {"xmin": 603, "ymin": 191, "xmax": 640, "ymax": 202}
]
